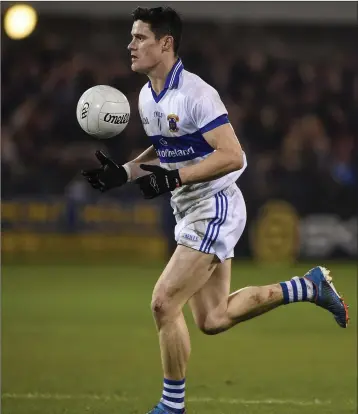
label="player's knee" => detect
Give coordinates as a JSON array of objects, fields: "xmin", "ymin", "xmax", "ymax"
[
  {"xmin": 151, "ymin": 294, "xmax": 177, "ymax": 323},
  {"xmin": 151, "ymin": 297, "xmax": 166, "ymax": 317},
  {"xmin": 196, "ymin": 314, "xmax": 225, "ymax": 335}
]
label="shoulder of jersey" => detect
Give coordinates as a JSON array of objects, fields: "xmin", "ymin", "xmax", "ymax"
[
  {"xmin": 139, "ymin": 82, "xmax": 151, "ymax": 102},
  {"xmin": 139, "ymin": 69, "xmax": 217, "ymax": 94},
  {"xmin": 180, "ymin": 69, "xmax": 219, "ymax": 99},
  {"xmin": 139, "ymin": 69, "xmax": 218, "ymax": 101}
]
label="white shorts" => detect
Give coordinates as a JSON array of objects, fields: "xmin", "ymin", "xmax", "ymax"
[{"xmin": 174, "ymin": 183, "xmax": 247, "ymax": 262}]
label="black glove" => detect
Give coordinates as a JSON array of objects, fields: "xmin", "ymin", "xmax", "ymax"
[
  {"xmin": 81, "ymin": 150, "xmax": 128, "ymax": 192},
  {"xmin": 136, "ymin": 164, "xmax": 182, "ymax": 199}
]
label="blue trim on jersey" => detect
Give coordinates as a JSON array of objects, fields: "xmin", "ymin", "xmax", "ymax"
[
  {"xmin": 150, "ymin": 130, "xmax": 214, "ymax": 163},
  {"xmin": 200, "ymin": 114, "xmax": 230, "ymax": 134},
  {"xmin": 148, "ymin": 58, "xmax": 184, "ymax": 103},
  {"xmin": 150, "ymin": 87, "xmax": 168, "ymax": 104},
  {"xmin": 167, "ymin": 59, "xmax": 184, "ymax": 89}
]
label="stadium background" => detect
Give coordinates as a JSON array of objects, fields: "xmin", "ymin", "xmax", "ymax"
[{"xmin": 1, "ymin": 2, "xmax": 357, "ymax": 414}]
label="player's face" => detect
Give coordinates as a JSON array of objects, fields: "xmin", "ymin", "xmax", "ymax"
[{"xmin": 128, "ymin": 21, "xmax": 165, "ymax": 74}]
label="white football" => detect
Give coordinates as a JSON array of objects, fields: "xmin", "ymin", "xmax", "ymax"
[{"xmin": 76, "ymin": 85, "xmax": 130, "ymax": 139}]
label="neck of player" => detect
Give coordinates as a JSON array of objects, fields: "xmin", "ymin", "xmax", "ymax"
[{"xmin": 148, "ymin": 56, "xmax": 178, "ymax": 95}]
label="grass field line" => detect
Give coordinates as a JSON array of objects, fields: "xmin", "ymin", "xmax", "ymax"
[{"xmin": 1, "ymin": 393, "xmax": 335, "ymax": 406}]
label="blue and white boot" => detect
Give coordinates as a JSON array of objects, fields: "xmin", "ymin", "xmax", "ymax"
[
  {"xmin": 304, "ymin": 266, "xmax": 349, "ymax": 328},
  {"xmin": 147, "ymin": 403, "xmax": 186, "ymax": 414}
]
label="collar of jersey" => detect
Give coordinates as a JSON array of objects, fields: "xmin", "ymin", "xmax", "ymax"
[{"xmin": 148, "ymin": 58, "xmax": 184, "ymax": 103}]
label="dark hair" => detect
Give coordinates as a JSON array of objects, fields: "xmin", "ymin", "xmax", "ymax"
[{"xmin": 132, "ymin": 7, "xmax": 182, "ymax": 56}]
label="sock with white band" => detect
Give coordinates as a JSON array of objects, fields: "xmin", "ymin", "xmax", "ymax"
[
  {"xmin": 160, "ymin": 378, "xmax": 185, "ymax": 413},
  {"xmin": 280, "ymin": 276, "xmax": 317, "ymax": 304}
]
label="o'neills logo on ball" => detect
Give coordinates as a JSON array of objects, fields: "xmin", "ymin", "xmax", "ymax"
[
  {"xmin": 156, "ymin": 147, "xmax": 195, "ymax": 158},
  {"xmin": 104, "ymin": 113, "xmax": 130, "ymax": 125},
  {"xmin": 81, "ymin": 102, "xmax": 90, "ymax": 119}
]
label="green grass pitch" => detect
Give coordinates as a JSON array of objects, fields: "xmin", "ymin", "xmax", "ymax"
[{"xmin": 2, "ymin": 262, "xmax": 357, "ymax": 414}]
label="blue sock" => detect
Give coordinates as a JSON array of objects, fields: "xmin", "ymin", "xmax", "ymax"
[
  {"xmin": 160, "ymin": 378, "xmax": 185, "ymax": 413},
  {"xmin": 280, "ymin": 276, "xmax": 317, "ymax": 304}
]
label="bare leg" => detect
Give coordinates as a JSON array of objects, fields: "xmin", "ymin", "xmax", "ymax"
[
  {"xmin": 226, "ymin": 284, "xmax": 283, "ymax": 326},
  {"xmin": 151, "ymin": 245, "xmax": 218, "ymax": 379},
  {"xmin": 189, "ymin": 259, "xmax": 283, "ymax": 334},
  {"xmin": 157, "ymin": 312, "xmax": 190, "ymax": 379}
]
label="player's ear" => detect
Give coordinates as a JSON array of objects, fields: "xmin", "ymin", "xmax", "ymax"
[{"xmin": 162, "ymin": 36, "xmax": 174, "ymax": 52}]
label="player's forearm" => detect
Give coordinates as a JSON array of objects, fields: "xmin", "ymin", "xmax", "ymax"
[
  {"xmin": 131, "ymin": 145, "xmax": 158, "ymax": 164},
  {"xmin": 179, "ymin": 149, "xmax": 244, "ymax": 185},
  {"xmin": 123, "ymin": 145, "xmax": 160, "ymax": 181}
]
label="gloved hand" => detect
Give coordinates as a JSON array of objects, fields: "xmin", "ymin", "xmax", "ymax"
[
  {"xmin": 136, "ymin": 164, "xmax": 182, "ymax": 199},
  {"xmin": 81, "ymin": 150, "xmax": 128, "ymax": 192}
]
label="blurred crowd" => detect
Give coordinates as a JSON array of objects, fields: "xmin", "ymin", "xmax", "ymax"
[{"xmin": 2, "ymin": 17, "xmax": 357, "ymax": 215}]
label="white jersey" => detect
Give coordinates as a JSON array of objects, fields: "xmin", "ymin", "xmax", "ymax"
[{"xmin": 138, "ymin": 59, "xmax": 247, "ymax": 214}]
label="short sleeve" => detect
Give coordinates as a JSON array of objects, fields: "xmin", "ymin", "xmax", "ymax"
[{"xmin": 190, "ymin": 88, "xmax": 229, "ymax": 133}]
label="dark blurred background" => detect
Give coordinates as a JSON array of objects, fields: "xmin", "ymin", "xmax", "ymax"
[
  {"xmin": 2, "ymin": 5, "xmax": 357, "ymax": 413},
  {"xmin": 1, "ymin": 1, "xmax": 357, "ymax": 263}
]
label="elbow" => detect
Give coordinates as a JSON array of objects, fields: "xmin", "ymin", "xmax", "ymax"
[{"xmin": 231, "ymin": 150, "xmax": 244, "ymax": 171}]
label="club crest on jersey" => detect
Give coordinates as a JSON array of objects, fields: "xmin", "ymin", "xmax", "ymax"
[{"xmin": 167, "ymin": 114, "xmax": 179, "ymax": 132}]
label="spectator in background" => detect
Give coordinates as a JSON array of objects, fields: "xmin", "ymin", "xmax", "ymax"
[{"xmin": 1, "ymin": 20, "xmax": 357, "ymax": 219}]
